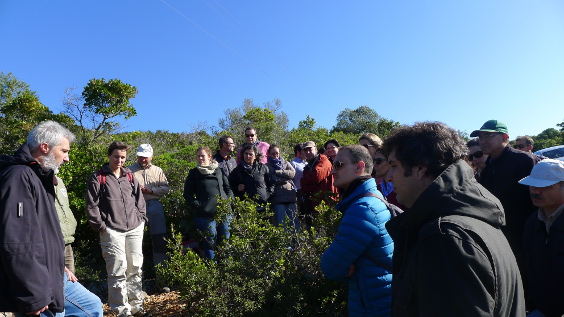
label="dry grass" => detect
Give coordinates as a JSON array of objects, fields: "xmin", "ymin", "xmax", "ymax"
[{"xmin": 103, "ymin": 291, "xmax": 189, "ymax": 317}]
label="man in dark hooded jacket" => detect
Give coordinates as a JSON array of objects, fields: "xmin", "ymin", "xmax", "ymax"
[
  {"xmin": 0, "ymin": 121, "xmax": 74, "ymax": 316},
  {"xmin": 382, "ymin": 121, "xmax": 525, "ymax": 317}
]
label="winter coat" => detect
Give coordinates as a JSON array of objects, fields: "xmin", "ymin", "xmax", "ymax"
[
  {"xmin": 86, "ymin": 164, "xmax": 147, "ymax": 232},
  {"xmin": 213, "ymin": 151, "xmax": 237, "ymax": 178},
  {"xmin": 267, "ymin": 160, "xmax": 296, "ymax": 205},
  {"xmin": 54, "ymin": 176, "xmax": 77, "ymax": 245},
  {"xmin": 479, "ymin": 145, "xmax": 536, "ymax": 269},
  {"xmin": 321, "ymin": 178, "xmax": 393, "ymax": 317},
  {"xmin": 301, "ymin": 154, "xmax": 337, "ymax": 209},
  {"xmin": 229, "ymin": 162, "xmax": 273, "ymax": 205},
  {"xmin": 386, "ymin": 160, "xmax": 525, "ymax": 317},
  {"xmin": 183, "ymin": 166, "xmax": 233, "ymax": 218},
  {"xmin": 523, "ymin": 206, "xmax": 564, "ymax": 317},
  {"xmin": 0, "ymin": 143, "xmax": 65, "ymax": 313}
]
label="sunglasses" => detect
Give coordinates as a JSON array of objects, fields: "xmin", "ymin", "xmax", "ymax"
[
  {"xmin": 514, "ymin": 144, "xmax": 526, "ymax": 149},
  {"xmin": 333, "ymin": 160, "xmax": 356, "ymax": 170},
  {"xmin": 468, "ymin": 151, "xmax": 484, "ymax": 161},
  {"xmin": 245, "ymin": 134, "xmax": 256, "ymax": 137},
  {"xmin": 361, "ymin": 144, "xmax": 376, "ymax": 149},
  {"xmin": 373, "ymin": 158, "xmax": 386, "ymax": 165}
]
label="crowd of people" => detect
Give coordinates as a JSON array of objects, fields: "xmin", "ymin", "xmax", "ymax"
[{"xmin": 1, "ymin": 119, "xmax": 563, "ymax": 317}]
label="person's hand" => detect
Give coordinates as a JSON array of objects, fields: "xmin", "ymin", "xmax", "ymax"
[
  {"xmin": 345, "ymin": 264, "xmax": 356, "ymax": 278},
  {"xmin": 65, "ymin": 266, "xmax": 78, "ymax": 282},
  {"xmin": 141, "ymin": 186, "xmax": 152, "ymax": 194},
  {"xmin": 238, "ymin": 184, "xmax": 245, "ymax": 192},
  {"xmin": 26, "ymin": 305, "xmax": 48, "ymax": 315}
]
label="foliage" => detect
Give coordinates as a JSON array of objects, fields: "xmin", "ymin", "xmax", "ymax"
[
  {"xmin": 331, "ymin": 106, "xmax": 400, "ymax": 138},
  {"xmin": 533, "ymin": 128, "xmax": 564, "ymax": 151},
  {"xmin": 156, "ymin": 197, "xmax": 348, "ymax": 317},
  {"xmin": 0, "ymin": 71, "xmax": 35, "ymax": 110},
  {"xmin": 218, "ymin": 98, "xmax": 289, "ymax": 147},
  {"xmin": 64, "ymin": 78, "xmax": 138, "ymax": 143}
]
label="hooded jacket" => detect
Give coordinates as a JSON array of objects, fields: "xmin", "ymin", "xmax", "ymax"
[
  {"xmin": 386, "ymin": 160, "xmax": 525, "ymax": 317},
  {"xmin": 0, "ymin": 143, "xmax": 65, "ymax": 313},
  {"xmin": 321, "ymin": 178, "xmax": 393, "ymax": 317},
  {"xmin": 86, "ymin": 163, "xmax": 147, "ymax": 232}
]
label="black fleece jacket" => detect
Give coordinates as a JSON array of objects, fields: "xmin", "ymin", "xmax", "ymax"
[
  {"xmin": 386, "ymin": 160, "xmax": 525, "ymax": 317},
  {"xmin": 0, "ymin": 143, "xmax": 65, "ymax": 313}
]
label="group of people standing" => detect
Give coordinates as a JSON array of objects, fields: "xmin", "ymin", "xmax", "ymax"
[{"xmin": 1, "ymin": 119, "xmax": 563, "ymax": 317}]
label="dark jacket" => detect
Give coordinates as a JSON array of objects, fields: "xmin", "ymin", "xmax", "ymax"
[
  {"xmin": 86, "ymin": 164, "xmax": 147, "ymax": 232},
  {"xmin": 183, "ymin": 166, "xmax": 233, "ymax": 218},
  {"xmin": 266, "ymin": 159, "xmax": 296, "ymax": 205},
  {"xmin": 0, "ymin": 143, "xmax": 65, "ymax": 313},
  {"xmin": 213, "ymin": 151, "xmax": 237, "ymax": 178},
  {"xmin": 479, "ymin": 145, "xmax": 536, "ymax": 267},
  {"xmin": 229, "ymin": 162, "xmax": 273, "ymax": 205},
  {"xmin": 523, "ymin": 207, "xmax": 564, "ymax": 317},
  {"xmin": 321, "ymin": 178, "xmax": 393, "ymax": 317},
  {"xmin": 386, "ymin": 160, "xmax": 525, "ymax": 317}
]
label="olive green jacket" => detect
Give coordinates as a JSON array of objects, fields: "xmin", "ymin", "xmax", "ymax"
[{"xmin": 55, "ymin": 176, "xmax": 77, "ymax": 244}]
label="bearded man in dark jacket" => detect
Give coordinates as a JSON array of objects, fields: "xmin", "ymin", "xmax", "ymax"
[
  {"xmin": 382, "ymin": 121, "xmax": 525, "ymax": 317},
  {"xmin": 0, "ymin": 121, "xmax": 74, "ymax": 316}
]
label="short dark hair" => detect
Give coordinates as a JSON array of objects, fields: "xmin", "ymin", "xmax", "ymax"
[
  {"xmin": 324, "ymin": 139, "xmax": 340, "ymax": 149},
  {"xmin": 466, "ymin": 139, "xmax": 480, "ymax": 148},
  {"xmin": 293, "ymin": 144, "xmax": 302, "ymax": 156},
  {"xmin": 241, "ymin": 144, "xmax": 262, "ymax": 162},
  {"xmin": 268, "ymin": 144, "xmax": 280, "ymax": 154},
  {"xmin": 340, "ymin": 145, "xmax": 373, "ymax": 175},
  {"xmin": 382, "ymin": 121, "xmax": 467, "ymax": 178},
  {"xmin": 515, "ymin": 136, "xmax": 534, "ymax": 146},
  {"xmin": 245, "ymin": 127, "xmax": 256, "ymax": 133},
  {"xmin": 219, "ymin": 135, "xmax": 233, "ymax": 147},
  {"xmin": 107, "ymin": 141, "xmax": 130, "ymax": 156}
]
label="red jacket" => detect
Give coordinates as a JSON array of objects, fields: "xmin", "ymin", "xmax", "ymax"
[{"xmin": 300, "ymin": 154, "xmax": 337, "ymax": 209}]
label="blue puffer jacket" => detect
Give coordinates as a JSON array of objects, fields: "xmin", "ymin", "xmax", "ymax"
[{"xmin": 321, "ymin": 178, "xmax": 393, "ymax": 317}]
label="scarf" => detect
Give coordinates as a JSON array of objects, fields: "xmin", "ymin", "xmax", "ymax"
[
  {"xmin": 268, "ymin": 156, "xmax": 296, "ymax": 190},
  {"xmin": 196, "ymin": 160, "xmax": 219, "ymax": 175}
]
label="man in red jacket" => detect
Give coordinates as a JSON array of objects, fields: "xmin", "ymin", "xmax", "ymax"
[{"xmin": 300, "ymin": 141, "xmax": 337, "ymax": 228}]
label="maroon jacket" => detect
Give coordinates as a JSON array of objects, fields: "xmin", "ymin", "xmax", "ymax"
[{"xmin": 300, "ymin": 154, "xmax": 337, "ymax": 209}]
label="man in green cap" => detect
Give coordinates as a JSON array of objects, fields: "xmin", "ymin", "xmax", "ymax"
[{"xmin": 470, "ymin": 119, "xmax": 536, "ymax": 306}]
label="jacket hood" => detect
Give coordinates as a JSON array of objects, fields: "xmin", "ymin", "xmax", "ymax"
[
  {"xmin": 0, "ymin": 143, "xmax": 37, "ymax": 168},
  {"xmin": 400, "ymin": 160, "xmax": 505, "ymax": 232}
]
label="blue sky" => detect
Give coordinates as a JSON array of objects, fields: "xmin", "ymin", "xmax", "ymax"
[{"xmin": 1, "ymin": 1, "xmax": 563, "ymax": 140}]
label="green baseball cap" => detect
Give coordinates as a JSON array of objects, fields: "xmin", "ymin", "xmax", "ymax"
[{"xmin": 470, "ymin": 120, "xmax": 509, "ymax": 137}]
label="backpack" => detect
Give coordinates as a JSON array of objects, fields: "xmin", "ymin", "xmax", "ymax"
[
  {"xmin": 363, "ymin": 192, "xmax": 404, "ymax": 218},
  {"xmin": 97, "ymin": 169, "xmax": 135, "ymax": 194}
]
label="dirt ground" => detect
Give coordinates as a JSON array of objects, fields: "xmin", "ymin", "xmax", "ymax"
[{"xmin": 103, "ymin": 291, "xmax": 189, "ymax": 317}]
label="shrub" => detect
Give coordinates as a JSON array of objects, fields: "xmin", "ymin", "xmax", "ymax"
[{"xmin": 156, "ymin": 196, "xmax": 348, "ymax": 316}]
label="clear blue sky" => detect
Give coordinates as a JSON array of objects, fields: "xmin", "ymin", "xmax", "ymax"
[{"xmin": 1, "ymin": 1, "xmax": 563, "ymax": 139}]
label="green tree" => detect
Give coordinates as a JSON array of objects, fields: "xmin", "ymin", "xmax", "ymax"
[
  {"xmin": 331, "ymin": 105, "xmax": 400, "ymax": 137},
  {"xmin": 0, "ymin": 71, "xmax": 36, "ymax": 111},
  {"xmin": 63, "ymin": 78, "xmax": 138, "ymax": 143},
  {"xmin": 533, "ymin": 128, "xmax": 564, "ymax": 151},
  {"xmin": 217, "ymin": 98, "xmax": 289, "ymax": 147}
]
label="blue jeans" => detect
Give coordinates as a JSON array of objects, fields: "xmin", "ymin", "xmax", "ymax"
[
  {"xmin": 272, "ymin": 203, "xmax": 299, "ymax": 234},
  {"xmin": 64, "ymin": 272, "xmax": 103, "ymax": 317},
  {"xmin": 194, "ymin": 216, "xmax": 232, "ymax": 260}
]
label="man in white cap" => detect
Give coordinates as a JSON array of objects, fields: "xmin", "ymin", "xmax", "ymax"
[
  {"xmin": 519, "ymin": 159, "xmax": 564, "ymax": 317},
  {"xmin": 129, "ymin": 144, "xmax": 170, "ymax": 266}
]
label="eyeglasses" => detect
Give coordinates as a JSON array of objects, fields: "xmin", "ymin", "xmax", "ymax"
[
  {"xmin": 479, "ymin": 133, "xmax": 501, "ymax": 140},
  {"xmin": 468, "ymin": 151, "xmax": 484, "ymax": 161},
  {"xmin": 245, "ymin": 134, "xmax": 256, "ymax": 137},
  {"xmin": 514, "ymin": 144, "xmax": 526, "ymax": 149},
  {"xmin": 333, "ymin": 160, "xmax": 356, "ymax": 171},
  {"xmin": 373, "ymin": 158, "xmax": 386, "ymax": 165}
]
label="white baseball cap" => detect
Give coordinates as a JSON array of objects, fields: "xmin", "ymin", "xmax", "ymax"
[
  {"xmin": 518, "ymin": 159, "xmax": 564, "ymax": 187},
  {"xmin": 136, "ymin": 144, "xmax": 153, "ymax": 157}
]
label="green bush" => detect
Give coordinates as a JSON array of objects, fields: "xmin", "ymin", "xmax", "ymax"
[{"xmin": 156, "ymin": 196, "xmax": 347, "ymax": 316}]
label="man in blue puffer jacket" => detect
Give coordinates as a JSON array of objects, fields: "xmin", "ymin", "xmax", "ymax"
[{"xmin": 321, "ymin": 145, "xmax": 393, "ymax": 317}]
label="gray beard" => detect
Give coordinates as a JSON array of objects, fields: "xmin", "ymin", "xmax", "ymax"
[{"xmin": 42, "ymin": 152, "xmax": 60, "ymax": 174}]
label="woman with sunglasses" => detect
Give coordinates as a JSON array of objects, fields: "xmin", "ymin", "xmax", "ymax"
[
  {"xmin": 372, "ymin": 150, "xmax": 405, "ymax": 209},
  {"xmin": 467, "ymin": 139, "xmax": 488, "ymax": 181}
]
